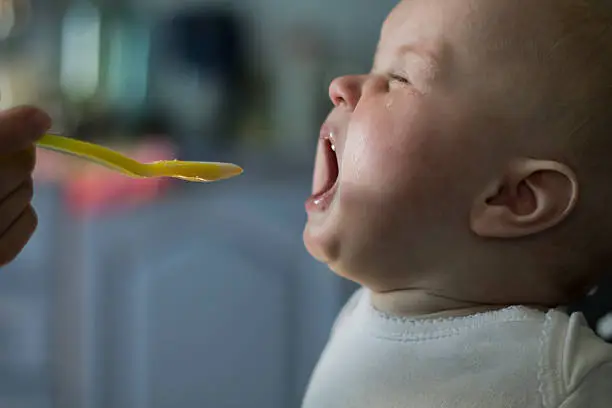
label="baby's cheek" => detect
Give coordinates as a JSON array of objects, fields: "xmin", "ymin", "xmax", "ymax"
[
  {"xmin": 342, "ymin": 122, "xmax": 410, "ymax": 189},
  {"xmin": 342, "ymin": 147, "xmax": 402, "ymax": 196}
]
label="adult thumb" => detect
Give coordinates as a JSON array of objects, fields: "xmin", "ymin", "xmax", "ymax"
[{"xmin": 0, "ymin": 106, "xmax": 51, "ymax": 154}]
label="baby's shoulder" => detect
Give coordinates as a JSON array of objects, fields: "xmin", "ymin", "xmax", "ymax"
[{"xmin": 536, "ymin": 309, "xmax": 612, "ymax": 407}]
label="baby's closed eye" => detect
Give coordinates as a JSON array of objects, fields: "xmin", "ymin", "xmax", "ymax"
[{"xmin": 389, "ymin": 73, "xmax": 411, "ymax": 85}]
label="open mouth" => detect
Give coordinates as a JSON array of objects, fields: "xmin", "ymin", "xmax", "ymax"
[
  {"xmin": 319, "ymin": 138, "xmax": 339, "ymax": 195},
  {"xmin": 306, "ymin": 133, "xmax": 339, "ymax": 212}
]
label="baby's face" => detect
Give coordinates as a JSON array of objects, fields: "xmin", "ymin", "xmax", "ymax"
[{"xmin": 303, "ymin": 0, "xmax": 577, "ymax": 290}]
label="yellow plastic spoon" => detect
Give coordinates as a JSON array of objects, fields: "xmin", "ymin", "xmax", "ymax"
[{"xmin": 36, "ymin": 134, "xmax": 243, "ymax": 182}]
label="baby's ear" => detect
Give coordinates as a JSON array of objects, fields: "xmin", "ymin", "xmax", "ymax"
[{"xmin": 470, "ymin": 159, "xmax": 578, "ymax": 238}]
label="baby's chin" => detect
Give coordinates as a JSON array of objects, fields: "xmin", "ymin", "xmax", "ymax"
[
  {"xmin": 303, "ymin": 222, "xmax": 376, "ymax": 286},
  {"xmin": 303, "ymin": 219, "xmax": 339, "ymax": 265}
]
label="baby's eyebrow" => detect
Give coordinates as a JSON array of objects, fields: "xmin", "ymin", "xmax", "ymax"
[
  {"xmin": 398, "ymin": 44, "xmax": 436, "ymax": 61},
  {"xmin": 373, "ymin": 43, "xmax": 441, "ymax": 81},
  {"xmin": 399, "ymin": 44, "xmax": 441, "ymax": 75}
]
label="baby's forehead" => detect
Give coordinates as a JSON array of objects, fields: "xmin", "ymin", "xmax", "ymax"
[
  {"xmin": 377, "ymin": 0, "xmax": 611, "ymax": 141},
  {"xmin": 380, "ymin": 0, "xmax": 576, "ymax": 61},
  {"xmin": 377, "ymin": 0, "xmax": 592, "ymax": 97}
]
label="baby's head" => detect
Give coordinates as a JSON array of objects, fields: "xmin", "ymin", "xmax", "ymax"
[{"xmin": 304, "ymin": 0, "xmax": 612, "ymax": 306}]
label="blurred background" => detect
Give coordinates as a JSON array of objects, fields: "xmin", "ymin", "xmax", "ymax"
[
  {"xmin": 0, "ymin": 0, "xmax": 611, "ymax": 407},
  {"xmin": 0, "ymin": 0, "xmax": 397, "ymax": 407}
]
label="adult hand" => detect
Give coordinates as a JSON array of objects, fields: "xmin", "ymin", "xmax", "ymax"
[{"xmin": 0, "ymin": 106, "xmax": 51, "ymax": 266}]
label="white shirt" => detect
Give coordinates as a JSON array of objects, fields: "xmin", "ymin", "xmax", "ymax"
[{"xmin": 302, "ymin": 288, "xmax": 612, "ymax": 407}]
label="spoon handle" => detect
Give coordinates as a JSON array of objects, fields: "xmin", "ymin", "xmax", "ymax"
[{"xmin": 37, "ymin": 134, "xmax": 144, "ymax": 176}]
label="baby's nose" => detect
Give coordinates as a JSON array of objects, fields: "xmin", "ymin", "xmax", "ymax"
[{"xmin": 329, "ymin": 75, "xmax": 362, "ymax": 109}]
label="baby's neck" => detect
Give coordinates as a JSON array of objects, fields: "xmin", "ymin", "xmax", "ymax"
[{"xmin": 369, "ymin": 289, "xmax": 515, "ymax": 319}]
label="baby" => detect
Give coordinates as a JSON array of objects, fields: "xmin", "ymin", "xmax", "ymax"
[
  {"xmin": 302, "ymin": 0, "xmax": 612, "ymax": 406},
  {"xmin": 2, "ymin": 0, "xmax": 612, "ymax": 406}
]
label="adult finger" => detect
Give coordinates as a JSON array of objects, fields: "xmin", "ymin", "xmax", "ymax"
[
  {"xmin": 0, "ymin": 147, "xmax": 36, "ymax": 199},
  {"xmin": 0, "ymin": 179, "xmax": 33, "ymax": 236},
  {"xmin": 0, "ymin": 106, "xmax": 51, "ymax": 154},
  {"xmin": 0, "ymin": 204, "xmax": 37, "ymax": 267}
]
